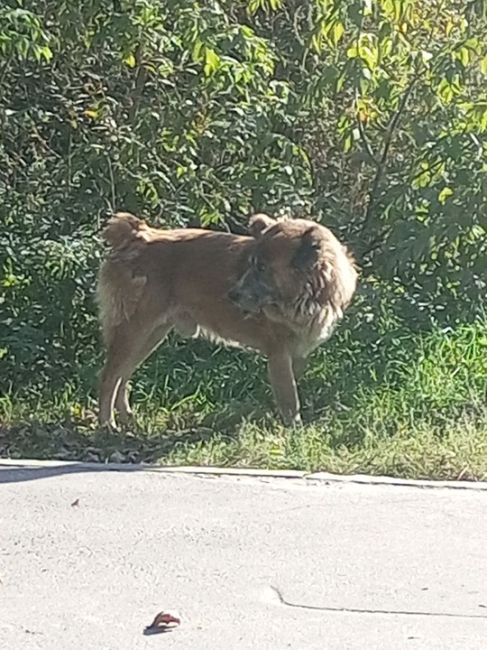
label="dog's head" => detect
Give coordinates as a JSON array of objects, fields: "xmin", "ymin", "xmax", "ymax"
[{"xmin": 228, "ymin": 213, "xmax": 332, "ymax": 316}]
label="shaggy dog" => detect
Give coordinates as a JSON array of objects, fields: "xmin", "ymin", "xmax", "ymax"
[{"xmin": 97, "ymin": 212, "xmax": 357, "ymax": 428}]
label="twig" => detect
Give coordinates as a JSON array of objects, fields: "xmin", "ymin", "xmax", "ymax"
[
  {"xmin": 106, "ymin": 155, "xmax": 116, "ymax": 211},
  {"xmin": 129, "ymin": 45, "xmax": 147, "ymax": 123},
  {"xmin": 356, "ymin": 109, "xmax": 379, "ymax": 167},
  {"xmin": 291, "ymin": 5, "xmax": 305, "ymax": 46},
  {"xmin": 66, "ymin": 131, "xmax": 72, "ymax": 197},
  {"xmin": 0, "ymin": 52, "xmax": 14, "ymax": 87},
  {"xmin": 361, "ymin": 74, "xmax": 418, "ymax": 234},
  {"xmin": 352, "ymin": 7, "xmax": 379, "ymax": 168},
  {"xmin": 359, "ymin": 227, "xmax": 391, "ymax": 260}
]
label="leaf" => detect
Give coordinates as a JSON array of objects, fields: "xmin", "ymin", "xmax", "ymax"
[
  {"xmin": 363, "ymin": 0, "xmax": 374, "ymax": 16},
  {"xmin": 343, "ymin": 133, "xmax": 353, "ymax": 153},
  {"xmin": 40, "ymin": 46, "xmax": 53, "ymax": 62},
  {"xmin": 335, "ymin": 68, "xmax": 347, "ymax": 92},
  {"xmin": 331, "ymin": 22, "xmax": 345, "ymax": 46},
  {"xmin": 346, "ymin": 44, "xmax": 358, "ymax": 59},
  {"xmin": 203, "ymin": 48, "xmax": 221, "ymax": 76},
  {"xmin": 312, "ymin": 32, "xmax": 323, "ymax": 53},
  {"xmin": 359, "ymin": 44, "xmax": 378, "ymax": 70},
  {"xmin": 17, "ymin": 36, "xmax": 30, "ymax": 59},
  {"xmin": 124, "ymin": 53, "xmax": 136, "ymax": 68},
  {"xmin": 438, "ymin": 187, "xmax": 454, "ymax": 204},
  {"xmin": 247, "ymin": 0, "xmax": 262, "ymax": 14},
  {"xmin": 456, "ymin": 47, "xmax": 470, "ymax": 67},
  {"xmin": 192, "ymin": 39, "xmax": 204, "ymax": 62},
  {"xmin": 480, "ymin": 55, "xmax": 487, "ymax": 75},
  {"xmin": 436, "ymin": 79, "xmax": 454, "ymax": 103}
]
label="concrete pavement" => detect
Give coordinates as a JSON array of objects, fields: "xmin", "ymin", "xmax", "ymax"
[{"xmin": 1, "ymin": 461, "xmax": 487, "ymax": 649}]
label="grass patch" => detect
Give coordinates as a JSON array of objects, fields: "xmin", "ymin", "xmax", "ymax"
[{"xmin": 1, "ymin": 321, "xmax": 486, "ymax": 480}]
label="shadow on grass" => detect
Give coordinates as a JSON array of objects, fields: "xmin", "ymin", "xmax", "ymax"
[
  {"xmin": 0, "ymin": 418, "xmax": 222, "ymax": 462},
  {"xmin": 0, "ymin": 393, "xmax": 276, "ymax": 469}
]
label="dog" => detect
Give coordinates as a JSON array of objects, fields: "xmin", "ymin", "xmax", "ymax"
[{"xmin": 97, "ymin": 212, "xmax": 357, "ymax": 428}]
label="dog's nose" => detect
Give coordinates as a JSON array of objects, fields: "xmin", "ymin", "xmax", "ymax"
[{"xmin": 228, "ymin": 288, "xmax": 241, "ymax": 304}]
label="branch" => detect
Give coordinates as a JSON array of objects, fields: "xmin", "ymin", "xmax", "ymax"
[
  {"xmin": 129, "ymin": 45, "xmax": 147, "ymax": 123},
  {"xmin": 0, "ymin": 52, "xmax": 13, "ymax": 87},
  {"xmin": 352, "ymin": 9, "xmax": 379, "ymax": 173},
  {"xmin": 106, "ymin": 154, "xmax": 116, "ymax": 212},
  {"xmin": 360, "ymin": 73, "xmax": 418, "ymax": 234},
  {"xmin": 359, "ymin": 227, "xmax": 391, "ymax": 260},
  {"xmin": 356, "ymin": 110, "xmax": 379, "ymax": 168}
]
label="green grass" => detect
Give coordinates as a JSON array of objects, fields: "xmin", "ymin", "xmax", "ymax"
[{"xmin": 1, "ymin": 321, "xmax": 487, "ymax": 480}]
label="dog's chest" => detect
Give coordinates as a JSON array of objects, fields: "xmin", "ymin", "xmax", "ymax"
[{"xmin": 294, "ymin": 306, "xmax": 340, "ymax": 358}]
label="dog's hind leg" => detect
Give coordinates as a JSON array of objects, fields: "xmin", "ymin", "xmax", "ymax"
[
  {"xmin": 99, "ymin": 340, "xmax": 127, "ymax": 429},
  {"xmin": 114, "ymin": 380, "xmax": 133, "ymax": 424},
  {"xmin": 99, "ymin": 321, "xmax": 172, "ymax": 428},
  {"xmin": 114, "ymin": 322, "xmax": 172, "ymax": 423},
  {"xmin": 114, "ymin": 312, "xmax": 198, "ymax": 423}
]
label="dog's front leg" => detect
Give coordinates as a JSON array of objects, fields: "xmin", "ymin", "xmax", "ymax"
[
  {"xmin": 268, "ymin": 352, "xmax": 302, "ymax": 426},
  {"xmin": 293, "ymin": 356, "xmax": 307, "ymax": 380}
]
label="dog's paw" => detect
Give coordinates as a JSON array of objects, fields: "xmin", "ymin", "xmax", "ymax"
[
  {"xmin": 98, "ymin": 419, "xmax": 120, "ymax": 434},
  {"xmin": 282, "ymin": 413, "xmax": 303, "ymax": 429}
]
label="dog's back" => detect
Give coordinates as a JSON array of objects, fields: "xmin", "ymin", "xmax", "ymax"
[{"xmin": 97, "ymin": 212, "xmax": 253, "ymax": 347}]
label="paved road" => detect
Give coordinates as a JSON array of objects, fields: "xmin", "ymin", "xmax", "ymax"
[{"xmin": 1, "ymin": 462, "xmax": 487, "ymax": 649}]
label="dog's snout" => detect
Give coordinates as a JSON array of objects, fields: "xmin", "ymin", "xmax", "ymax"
[{"xmin": 228, "ymin": 288, "xmax": 241, "ymax": 304}]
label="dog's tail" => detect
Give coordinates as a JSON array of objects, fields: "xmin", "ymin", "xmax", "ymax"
[
  {"xmin": 101, "ymin": 211, "xmax": 149, "ymax": 250},
  {"xmin": 97, "ymin": 212, "xmax": 149, "ymax": 345}
]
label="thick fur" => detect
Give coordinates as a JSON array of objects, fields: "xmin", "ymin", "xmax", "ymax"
[{"xmin": 97, "ymin": 212, "xmax": 358, "ymax": 427}]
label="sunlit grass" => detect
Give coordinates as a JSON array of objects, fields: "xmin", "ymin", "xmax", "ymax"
[{"xmin": 1, "ymin": 321, "xmax": 486, "ymax": 480}]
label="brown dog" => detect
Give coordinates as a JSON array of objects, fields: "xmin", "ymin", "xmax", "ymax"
[{"xmin": 97, "ymin": 212, "xmax": 357, "ymax": 428}]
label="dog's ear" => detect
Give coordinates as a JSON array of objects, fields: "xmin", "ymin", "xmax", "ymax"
[
  {"xmin": 293, "ymin": 226, "xmax": 324, "ymax": 269},
  {"xmin": 248, "ymin": 213, "xmax": 275, "ymax": 238}
]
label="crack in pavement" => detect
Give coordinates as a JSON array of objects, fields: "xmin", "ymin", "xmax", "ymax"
[{"xmin": 268, "ymin": 586, "xmax": 487, "ymax": 620}]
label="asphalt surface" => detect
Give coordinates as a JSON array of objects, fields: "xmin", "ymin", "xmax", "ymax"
[{"xmin": 1, "ymin": 462, "xmax": 487, "ymax": 649}]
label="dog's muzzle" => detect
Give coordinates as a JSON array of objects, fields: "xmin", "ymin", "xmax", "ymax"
[{"xmin": 227, "ymin": 288, "xmax": 261, "ymax": 314}]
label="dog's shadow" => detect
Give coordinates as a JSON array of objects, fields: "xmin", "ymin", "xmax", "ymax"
[{"xmin": 136, "ymin": 399, "xmax": 274, "ymax": 458}]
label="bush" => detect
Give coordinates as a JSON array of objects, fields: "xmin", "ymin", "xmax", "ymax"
[{"xmin": 1, "ymin": 0, "xmax": 486, "ymax": 395}]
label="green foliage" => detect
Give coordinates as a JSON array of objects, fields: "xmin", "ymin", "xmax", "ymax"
[{"xmin": 1, "ymin": 0, "xmax": 486, "ymax": 396}]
